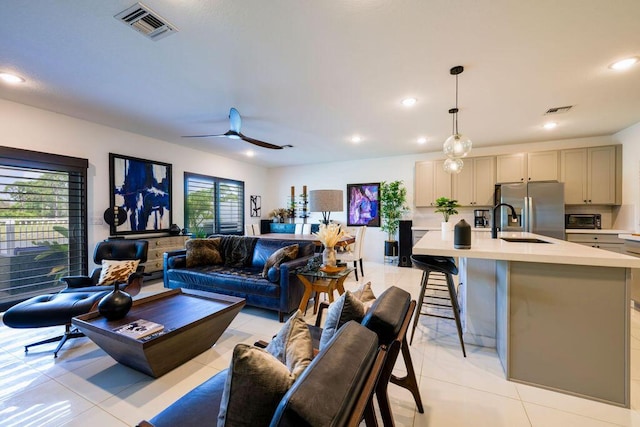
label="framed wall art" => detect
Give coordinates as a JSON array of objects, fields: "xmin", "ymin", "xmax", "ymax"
[
  {"xmin": 347, "ymin": 183, "xmax": 380, "ymax": 227},
  {"xmin": 250, "ymin": 195, "xmax": 261, "ymax": 217},
  {"xmin": 109, "ymin": 153, "xmax": 172, "ymax": 235}
]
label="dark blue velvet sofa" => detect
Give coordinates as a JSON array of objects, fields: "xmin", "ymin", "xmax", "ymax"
[{"xmin": 163, "ymin": 236, "xmax": 315, "ymax": 321}]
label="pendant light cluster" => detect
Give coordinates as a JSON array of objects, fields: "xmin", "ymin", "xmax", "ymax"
[{"xmin": 443, "ymin": 65, "xmax": 472, "ymax": 174}]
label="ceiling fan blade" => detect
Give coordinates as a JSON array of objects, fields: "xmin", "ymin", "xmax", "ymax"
[
  {"xmin": 229, "ymin": 108, "xmax": 241, "ymax": 133},
  {"xmin": 181, "ymin": 133, "xmax": 227, "ymax": 138},
  {"xmin": 240, "ymin": 134, "xmax": 293, "ymax": 150}
]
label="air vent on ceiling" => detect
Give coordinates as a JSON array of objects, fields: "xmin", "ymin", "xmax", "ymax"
[
  {"xmin": 115, "ymin": 3, "xmax": 177, "ymax": 41},
  {"xmin": 544, "ymin": 105, "xmax": 573, "ymax": 115}
]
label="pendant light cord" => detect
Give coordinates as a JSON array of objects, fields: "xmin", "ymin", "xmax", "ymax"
[{"xmin": 454, "ymin": 73, "xmax": 459, "ymax": 135}]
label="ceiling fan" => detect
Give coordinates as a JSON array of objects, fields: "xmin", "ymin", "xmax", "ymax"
[{"xmin": 182, "ymin": 108, "xmax": 293, "ymax": 150}]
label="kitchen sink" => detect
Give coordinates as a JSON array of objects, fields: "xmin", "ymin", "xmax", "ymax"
[{"xmin": 500, "ymin": 237, "xmax": 551, "ymax": 244}]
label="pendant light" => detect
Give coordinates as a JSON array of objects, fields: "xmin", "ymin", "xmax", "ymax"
[{"xmin": 443, "ymin": 65, "xmax": 472, "ymax": 173}]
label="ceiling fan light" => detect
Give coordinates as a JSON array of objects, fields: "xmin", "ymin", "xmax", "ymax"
[
  {"xmin": 443, "ymin": 158, "xmax": 464, "ymax": 174},
  {"xmin": 443, "ymin": 133, "xmax": 472, "ymax": 158},
  {"xmin": 0, "ymin": 72, "xmax": 25, "ymax": 84}
]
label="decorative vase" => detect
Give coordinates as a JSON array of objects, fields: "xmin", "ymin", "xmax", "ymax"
[
  {"xmin": 441, "ymin": 221, "xmax": 453, "ymax": 232},
  {"xmin": 322, "ymin": 247, "xmax": 337, "ymax": 267},
  {"xmin": 98, "ymin": 282, "xmax": 132, "ymax": 321}
]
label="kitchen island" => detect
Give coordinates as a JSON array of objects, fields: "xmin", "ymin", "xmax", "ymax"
[{"xmin": 413, "ymin": 230, "xmax": 640, "ymax": 407}]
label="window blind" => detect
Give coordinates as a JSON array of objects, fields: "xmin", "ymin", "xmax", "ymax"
[
  {"xmin": 184, "ymin": 172, "xmax": 244, "ymax": 236},
  {"xmin": 0, "ymin": 147, "xmax": 88, "ymax": 310}
]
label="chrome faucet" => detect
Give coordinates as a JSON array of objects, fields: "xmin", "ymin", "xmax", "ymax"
[{"xmin": 491, "ymin": 203, "xmax": 519, "ymax": 239}]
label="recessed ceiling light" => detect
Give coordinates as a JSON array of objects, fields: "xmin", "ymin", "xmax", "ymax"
[
  {"xmin": 245, "ymin": 150, "xmax": 255, "ymax": 157},
  {"xmin": 0, "ymin": 72, "xmax": 25, "ymax": 84},
  {"xmin": 401, "ymin": 97, "xmax": 417, "ymax": 107},
  {"xmin": 351, "ymin": 135, "xmax": 362, "ymax": 143},
  {"xmin": 543, "ymin": 122, "xmax": 558, "ymax": 130},
  {"xmin": 609, "ymin": 57, "xmax": 638, "ymax": 71},
  {"xmin": 417, "ymin": 137, "xmax": 427, "ymax": 144},
  {"xmin": 402, "ymin": 98, "xmax": 418, "ymax": 107}
]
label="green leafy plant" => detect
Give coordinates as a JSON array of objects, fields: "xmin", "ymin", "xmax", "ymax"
[
  {"xmin": 32, "ymin": 225, "xmax": 69, "ymax": 280},
  {"xmin": 434, "ymin": 197, "xmax": 460, "ymax": 222},
  {"xmin": 379, "ymin": 180, "xmax": 409, "ymax": 241}
]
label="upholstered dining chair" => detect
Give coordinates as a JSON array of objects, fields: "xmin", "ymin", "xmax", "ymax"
[
  {"xmin": 245, "ymin": 224, "xmax": 255, "ymax": 236},
  {"xmin": 294, "ymin": 223, "xmax": 303, "ymax": 234},
  {"xmin": 3, "ymin": 239, "xmax": 148, "ymax": 357},
  {"xmin": 339, "ymin": 226, "xmax": 366, "ymax": 281}
]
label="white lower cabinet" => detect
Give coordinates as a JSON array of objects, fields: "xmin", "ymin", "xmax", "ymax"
[{"xmin": 566, "ymin": 233, "xmax": 624, "ymax": 253}]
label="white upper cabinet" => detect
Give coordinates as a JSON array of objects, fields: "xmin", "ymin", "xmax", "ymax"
[
  {"xmin": 560, "ymin": 145, "xmax": 621, "ymax": 205},
  {"xmin": 496, "ymin": 153, "xmax": 526, "ymax": 183},
  {"xmin": 453, "ymin": 156, "xmax": 496, "ymax": 206},
  {"xmin": 527, "ymin": 151, "xmax": 559, "ymax": 182},
  {"xmin": 415, "ymin": 160, "xmax": 452, "ymax": 207},
  {"xmin": 497, "ymin": 151, "xmax": 559, "ymax": 183}
]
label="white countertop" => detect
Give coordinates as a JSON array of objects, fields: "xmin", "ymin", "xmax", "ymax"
[
  {"xmin": 619, "ymin": 234, "xmax": 640, "ymax": 242},
  {"xmin": 412, "ymin": 226, "xmax": 491, "ymax": 232},
  {"xmin": 413, "ymin": 226, "xmax": 631, "ymax": 235},
  {"xmin": 413, "ymin": 230, "xmax": 640, "ymax": 268},
  {"xmin": 566, "ymin": 229, "xmax": 631, "ymax": 234}
]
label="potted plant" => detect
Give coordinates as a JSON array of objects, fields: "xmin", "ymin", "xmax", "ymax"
[
  {"xmin": 379, "ymin": 180, "xmax": 409, "ymax": 260},
  {"xmin": 434, "ymin": 197, "xmax": 460, "ymax": 231}
]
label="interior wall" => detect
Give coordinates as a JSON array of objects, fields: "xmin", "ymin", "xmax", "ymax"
[
  {"xmin": 0, "ymin": 99, "xmax": 269, "ymax": 267},
  {"xmin": 613, "ymin": 121, "xmax": 640, "ymax": 232}
]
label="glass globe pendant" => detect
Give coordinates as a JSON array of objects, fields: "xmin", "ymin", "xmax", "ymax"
[
  {"xmin": 443, "ymin": 132, "xmax": 472, "ymax": 158},
  {"xmin": 442, "ymin": 65, "xmax": 472, "ymax": 172},
  {"xmin": 443, "ymin": 158, "xmax": 464, "ymax": 174}
]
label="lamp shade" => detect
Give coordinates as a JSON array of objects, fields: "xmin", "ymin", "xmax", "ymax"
[{"xmin": 309, "ymin": 190, "xmax": 343, "ymax": 212}]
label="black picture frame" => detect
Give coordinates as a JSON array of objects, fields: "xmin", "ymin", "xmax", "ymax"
[
  {"xmin": 109, "ymin": 153, "xmax": 172, "ymax": 235},
  {"xmin": 347, "ymin": 183, "xmax": 380, "ymax": 227},
  {"xmin": 250, "ymin": 195, "xmax": 261, "ymax": 217}
]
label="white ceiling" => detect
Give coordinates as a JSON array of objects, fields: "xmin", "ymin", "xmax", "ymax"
[{"xmin": 1, "ymin": 1, "xmax": 639, "ymax": 168}]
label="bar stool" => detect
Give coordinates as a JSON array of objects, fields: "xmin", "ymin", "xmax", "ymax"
[{"xmin": 410, "ymin": 254, "xmax": 466, "ymax": 357}]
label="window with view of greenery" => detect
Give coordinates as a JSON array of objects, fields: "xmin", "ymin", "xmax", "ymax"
[
  {"xmin": 0, "ymin": 146, "xmax": 88, "ymax": 310},
  {"xmin": 184, "ymin": 172, "xmax": 244, "ymax": 237}
]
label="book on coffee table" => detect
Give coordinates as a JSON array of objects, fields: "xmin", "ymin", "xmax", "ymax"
[{"xmin": 113, "ymin": 319, "xmax": 164, "ymax": 339}]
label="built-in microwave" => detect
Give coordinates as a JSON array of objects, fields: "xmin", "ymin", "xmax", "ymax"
[{"xmin": 565, "ymin": 214, "xmax": 602, "ymax": 229}]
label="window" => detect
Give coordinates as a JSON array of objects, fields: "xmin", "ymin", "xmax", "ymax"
[
  {"xmin": 0, "ymin": 146, "xmax": 88, "ymax": 310},
  {"xmin": 184, "ymin": 172, "xmax": 244, "ymax": 237}
]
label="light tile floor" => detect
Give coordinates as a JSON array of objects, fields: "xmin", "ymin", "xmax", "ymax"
[{"xmin": 1, "ymin": 262, "xmax": 640, "ymax": 426}]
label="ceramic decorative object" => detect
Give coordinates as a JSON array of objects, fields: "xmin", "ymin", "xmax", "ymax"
[
  {"xmin": 441, "ymin": 221, "xmax": 453, "ymax": 232},
  {"xmin": 98, "ymin": 283, "xmax": 133, "ymax": 320},
  {"xmin": 454, "ymin": 219, "xmax": 472, "ymax": 249},
  {"xmin": 322, "ymin": 247, "xmax": 337, "ymax": 267}
]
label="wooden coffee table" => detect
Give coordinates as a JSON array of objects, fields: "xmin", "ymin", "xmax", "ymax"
[{"xmin": 72, "ymin": 288, "xmax": 245, "ymax": 377}]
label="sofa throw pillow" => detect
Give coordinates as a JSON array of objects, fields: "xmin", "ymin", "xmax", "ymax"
[
  {"xmin": 261, "ymin": 244, "xmax": 299, "ymax": 278},
  {"xmin": 97, "ymin": 259, "xmax": 140, "ymax": 285},
  {"xmin": 217, "ymin": 344, "xmax": 295, "ymax": 427},
  {"xmin": 352, "ymin": 281, "xmax": 377, "ymax": 310},
  {"xmin": 319, "ymin": 291, "xmax": 366, "ymax": 350},
  {"xmin": 265, "ymin": 309, "xmax": 313, "ymax": 378},
  {"xmin": 185, "ymin": 238, "xmax": 223, "ymax": 268}
]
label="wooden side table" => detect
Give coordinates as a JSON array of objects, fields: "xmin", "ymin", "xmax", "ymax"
[{"xmin": 296, "ymin": 267, "xmax": 353, "ymax": 314}]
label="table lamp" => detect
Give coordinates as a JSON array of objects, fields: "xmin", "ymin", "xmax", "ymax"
[{"xmin": 309, "ymin": 189, "xmax": 343, "ymax": 225}]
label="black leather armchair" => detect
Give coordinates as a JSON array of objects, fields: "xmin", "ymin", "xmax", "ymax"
[
  {"xmin": 3, "ymin": 239, "xmax": 149, "ymax": 357},
  {"xmin": 60, "ymin": 239, "xmax": 149, "ymax": 296}
]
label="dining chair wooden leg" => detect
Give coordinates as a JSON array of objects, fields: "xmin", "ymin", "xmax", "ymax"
[{"xmin": 359, "ymin": 258, "xmax": 364, "ymax": 277}]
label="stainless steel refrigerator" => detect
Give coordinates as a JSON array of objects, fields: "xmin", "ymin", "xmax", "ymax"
[{"xmin": 494, "ymin": 182, "xmax": 565, "ymax": 240}]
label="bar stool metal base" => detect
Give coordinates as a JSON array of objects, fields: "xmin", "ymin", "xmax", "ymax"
[{"xmin": 410, "ymin": 255, "xmax": 466, "ymax": 357}]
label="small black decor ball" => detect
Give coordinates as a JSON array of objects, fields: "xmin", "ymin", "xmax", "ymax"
[{"xmin": 98, "ymin": 284, "xmax": 132, "ymax": 320}]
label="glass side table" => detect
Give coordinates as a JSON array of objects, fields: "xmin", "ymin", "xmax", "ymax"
[{"xmin": 295, "ymin": 267, "xmax": 354, "ymax": 314}]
